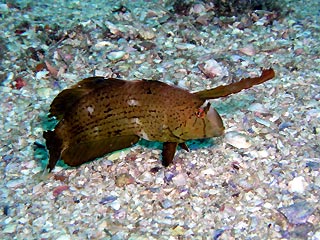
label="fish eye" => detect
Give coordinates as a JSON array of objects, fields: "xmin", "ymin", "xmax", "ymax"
[
  {"xmin": 196, "ymin": 102, "xmax": 211, "ymax": 118},
  {"xmin": 196, "ymin": 108, "xmax": 205, "ymax": 118}
]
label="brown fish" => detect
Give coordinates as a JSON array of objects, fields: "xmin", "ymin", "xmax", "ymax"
[{"xmin": 44, "ymin": 68, "xmax": 275, "ymax": 171}]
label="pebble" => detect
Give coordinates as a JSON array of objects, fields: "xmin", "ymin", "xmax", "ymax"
[
  {"xmin": 115, "ymin": 173, "xmax": 135, "ymax": 187},
  {"xmin": 32, "ymin": 182, "xmax": 44, "ymax": 195},
  {"xmin": 263, "ymin": 202, "xmax": 273, "ymax": 209},
  {"xmin": 306, "ymin": 160, "xmax": 320, "ymax": 171},
  {"xmin": 52, "ymin": 185, "xmax": 69, "ymax": 197},
  {"xmin": 56, "ymin": 234, "xmax": 71, "ymax": 240},
  {"xmin": 164, "ymin": 171, "xmax": 174, "ymax": 182},
  {"xmin": 201, "ymin": 168, "xmax": 216, "ymax": 175},
  {"xmin": 278, "ymin": 122, "xmax": 293, "ymax": 131},
  {"xmin": 107, "ymin": 51, "xmax": 127, "ymax": 61},
  {"xmin": 254, "ymin": 117, "xmax": 271, "ymax": 127},
  {"xmin": 201, "ymin": 59, "xmax": 228, "ymax": 78},
  {"xmin": 0, "ymin": 3, "xmax": 9, "ymax": 11},
  {"xmin": 94, "ymin": 41, "xmax": 111, "ymax": 48},
  {"xmin": 248, "ymin": 103, "xmax": 269, "ymax": 114},
  {"xmin": 0, "ymin": 86, "xmax": 12, "ymax": 93},
  {"xmin": 35, "ymin": 70, "xmax": 49, "ymax": 79},
  {"xmin": 161, "ymin": 199, "xmax": 174, "ymax": 209},
  {"xmin": 155, "ymin": 171, "xmax": 165, "ymax": 185},
  {"xmin": 2, "ymin": 223, "xmax": 16, "ymax": 233},
  {"xmin": 225, "ymin": 131, "xmax": 252, "ymax": 149},
  {"xmin": 172, "ymin": 173, "xmax": 187, "ymax": 186},
  {"xmin": 171, "ymin": 226, "xmax": 186, "ymax": 236},
  {"xmin": 312, "ymin": 232, "xmax": 320, "ymax": 240},
  {"xmin": 110, "ymin": 200, "xmax": 121, "ymax": 210},
  {"xmin": 314, "ymin": 93, "xmax": 320, "ymax": 101},
  {"xmin": 190, "ymin": 3, "xmax": 206, "ymax": 14},
  {"xmin": 37, "ymin": 87, "xmax": 52, "ymax": 98},
  {"xmin": 288, "ymin": 223, "xmax": 314, "ymax": 239},
  {"xmin": 139, "ymin": 28, "xmax": 155, "ymax": 40},
  {"xmin": 3, "ymin": 205, "xmax": 10, "ymax": 216},
  {"xmin": 113, "ymin": 209, "xmax": 126, "ymax": 220},
  {"xmin": 107, "ymin": 149, "xmax": 129, "ymax": 161},
  {"xmin": 279, "ymin": 201, "xmax": 315, "ymax": 224},
  {"xmin": 257, "ymin": 150, "xmax": 269, "ymax": 158},
  {"xmin": 236, "ymin": 177, "xmax": 256, "ymax": 191},
  {"xmin": 288, "ymin": 176, "xmax": 308, "ymax": 194},
  {"xmin": 139, "ymin": 171, "xmax": 154, "ymax": 183},
  {"xmin": 239, "ymin": 45, "xmax": 256, "ymax": 56},
  {"xmin": 175, "ymin": 43, "xmax": 196, "ymax": 50},
  {"xmin": 306, "ymin": 109, "xmax": 320, "ymax": 118},
  {"xmin": 134, "ymin": 41, "xmax": 156, "ymax": 51},
  {"xmin": 212, "ymin": 229, "xmax": 225, "ymax": 240},
  {"xmin": 6, "ymin": 178, "xmax": 24, "ymax": 188},
  {"xmin": 99, "ymin": 195, "xmax": 118, "ymax": 205},
  {"xmin": 97, "ymin": 220, "xmax": 108, "ymax": 231}
]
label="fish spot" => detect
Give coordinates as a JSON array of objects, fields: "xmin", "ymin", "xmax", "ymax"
[
  {"xmin": 104, "ymin": 107, "xmax": 113, "ymax": 114},
  {"xmin": 93, "ymin": 126, "xmax": 100, "ymax": 134},
  {"xmin": 114, "ymin": 129, "xmax": 122, "ymax": 135},
  {"xmin": 131, "ymin": 118, "xmax": 141, "ymax": 125},
  {"xmin": 139, "ymin": 129, "xmax": 150, "ymax": 140},
  {"xmin": 127, "ymin": 99, "xmax": 140, "ymax": 106},
  {"xmin": 87, "ymin": 106, "xmax": 94, "ymax": 115},
  {"xmin": 146, "ymin": 88, "xmax": 152, "ymax": 94}
]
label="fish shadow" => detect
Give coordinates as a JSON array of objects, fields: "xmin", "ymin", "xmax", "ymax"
[
  {"xmin": 139, "ymin": 138, "xmax": 216, "ymax": 152},
  {"xmin": 35, "ymin": 137, "xmax": 218, "ymax": 171}
]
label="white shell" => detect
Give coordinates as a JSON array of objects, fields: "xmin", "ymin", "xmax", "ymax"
[
  {"xmin": 202, "ymin": 59, "xmax": 227, "ymax": 78},
  {"xmin": 239, "ymin": 45, "xmax": 256, "ymax": 56},
  {"xmin": 107, "ymin": 51, "xmax": 126, "ymax": 61},
  {"xmin": 225, "ymin": 131, "xmax": 252, "ymax": 149},
  {"xmin": 288, "ymin": 176, "xmax": 308, "ymax": 194},
  {"xmin": 248, "ymin": 103, "xmax": 269, "ymax": 114}
]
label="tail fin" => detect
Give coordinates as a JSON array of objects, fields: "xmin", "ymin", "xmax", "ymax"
[
  {"xmin": 195, "ymin": 68, "xmax": 275, "ymax": 100},
  {"xmin": 43, "ymin": 130, "xmax": 62, "ymax": 172}
]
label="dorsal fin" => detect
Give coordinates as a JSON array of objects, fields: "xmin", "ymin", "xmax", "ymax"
[
  {"xmin": 49, "ymin": 77, "xmax": 125, "ymax": 119},
  {"xmin": 195, "ymin": 68, "xmax": 275, "ymax": 100}
]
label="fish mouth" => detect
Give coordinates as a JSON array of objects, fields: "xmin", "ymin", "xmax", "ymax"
[
  {"xmin": 207, "ymin": 126, "xmax": 225, "ymax": 138},
  {"xmin": 216, "ymin": 126, "xmax": 225, "ymax": 136}
]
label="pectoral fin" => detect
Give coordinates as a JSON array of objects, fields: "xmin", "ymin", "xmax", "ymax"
[
  {"xmin": 49, "ymin": 135, "xmax": 140, "ymax": 170},
  {"xmin": 179, "ymin": 143, "xmax": 190, "ymax": 152},
  {"xmin": 162, "ymin": 142, "xmax": 189, "ymax": 167},
  {"xmin": 44, "ymin": 130, "xmax": 63, "ymax": 172},
  {"xmin": 162, "ymin": 142, "xmax": 178, "ymax": 167}
]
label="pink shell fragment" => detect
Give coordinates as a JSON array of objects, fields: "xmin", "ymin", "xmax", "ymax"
[{"xmin": 52, "ymin": 185, "xmax": 69, "ymax": 197}]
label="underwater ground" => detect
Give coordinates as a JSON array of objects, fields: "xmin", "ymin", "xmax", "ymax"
[{"xmin": 0, "ymin": 0, "xmax": 319, "ymax": 239}]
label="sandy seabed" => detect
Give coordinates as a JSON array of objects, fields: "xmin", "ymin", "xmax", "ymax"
[{"xmin": 0, "ymin": 0, "xmax": 319, "ymax": 239}]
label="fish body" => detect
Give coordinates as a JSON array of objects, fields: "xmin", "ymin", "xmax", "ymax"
[{"xmin": 44, "ymin": 68, "xmax": 275, "ymax": 171}]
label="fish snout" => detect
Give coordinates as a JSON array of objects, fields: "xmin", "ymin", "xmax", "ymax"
[{"xmin": 205, "ymin": 107, "xmax": 225, "ymax": 137}]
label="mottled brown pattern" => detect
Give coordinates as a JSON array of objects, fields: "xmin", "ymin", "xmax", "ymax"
[{"xmin": 44, "ymin": 69, "xmax": 275, "ymax": 171}]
